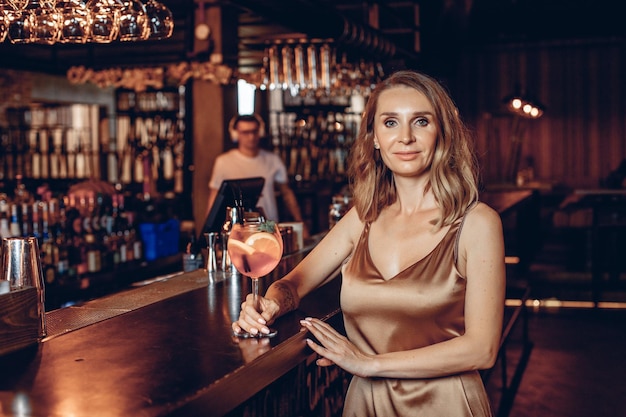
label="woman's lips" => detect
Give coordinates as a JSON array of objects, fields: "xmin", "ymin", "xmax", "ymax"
[{"xmin": 394, "ymin": 151, "xmax": 420, "ymax": 161}]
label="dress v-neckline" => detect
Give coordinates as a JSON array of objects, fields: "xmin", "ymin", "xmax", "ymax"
[{"xmin": 364, "ymin": 223, "xmax": 456, "ymax": 281}]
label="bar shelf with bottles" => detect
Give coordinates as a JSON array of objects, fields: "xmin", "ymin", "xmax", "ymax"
[
  {"xmin": 0, "ymin": 91, "xmax": 190, "ymax": 307},
  {"xmin": 269, "ymin": 89, "xmax": 362, "ymax": 232},
  {"xmin": 0, "ymin": 103, "xmax": 105, "ymax": 189},
  {"xmin": 0, "ymin": 183, "xmax": 182, "ymax": 310},
  {"xmin": 113, "ymin": 87, "xmax": 187, "ymax": 200},
  {"xmin": 0, "ymin": 85, "xmax": 189, "ymax": 207}
]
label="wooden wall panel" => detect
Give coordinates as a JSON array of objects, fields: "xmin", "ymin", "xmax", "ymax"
[{"xmin": 453, "ymin": 40, "xmax": 626, "ymax": 189}]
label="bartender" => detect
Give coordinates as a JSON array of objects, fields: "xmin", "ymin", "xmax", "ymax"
[{"xmin": 205, "ymin": 114, "xmax": 307, "ymax": 235}]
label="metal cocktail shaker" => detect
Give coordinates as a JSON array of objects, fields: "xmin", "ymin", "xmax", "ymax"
[{"xmin": 1, "ymin": 237, "xmax": 47, "ymax": 338}]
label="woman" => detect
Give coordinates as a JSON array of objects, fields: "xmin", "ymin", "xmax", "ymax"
[{"xmin": 233, "ymin": 70, "xmax": 505, "ymax": 416}]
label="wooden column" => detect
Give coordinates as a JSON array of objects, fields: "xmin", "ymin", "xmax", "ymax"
[{"xmin": 191, "ymin": 0, "xmax": 238, "ymax": 236}]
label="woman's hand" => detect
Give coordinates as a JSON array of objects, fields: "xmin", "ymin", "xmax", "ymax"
[
  {"xmin": 232, "ymin": 293, "xmax": 280, "ymax": 336},
  {"xmin": 300, "ymin": 317, "xmax": 373, "ymax": 378}
]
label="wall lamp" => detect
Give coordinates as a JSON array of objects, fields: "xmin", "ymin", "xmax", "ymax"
[{"xmin": 503, "ymin": 93, "xmax": 545, "ymax": 119}]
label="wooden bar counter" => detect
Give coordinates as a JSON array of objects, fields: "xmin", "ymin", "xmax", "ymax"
[{"xmin": 0, "ymin": 236, "xmax": 346, "ymax": 417}]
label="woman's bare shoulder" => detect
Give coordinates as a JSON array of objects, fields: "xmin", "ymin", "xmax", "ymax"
[
  {"xmin": 463, "ymin": 201, "xmax": 503, "ymax": 233},
  {"xmin": 329, "ymin": 206, "xmax": 365, "ymax": 244}
]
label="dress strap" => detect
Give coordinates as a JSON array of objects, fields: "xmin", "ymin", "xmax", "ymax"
[{"xmin": 454, "ymin": 201, "xmax": 479, "ymax": 264}]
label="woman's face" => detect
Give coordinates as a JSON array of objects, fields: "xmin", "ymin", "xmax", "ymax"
[{"xmin": 373, "ymin": 85, "xmax": 438, "ymax": 179}]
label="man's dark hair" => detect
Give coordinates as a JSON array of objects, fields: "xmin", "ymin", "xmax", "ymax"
[{"xmin": 233, "ymin": 114, "xmax": 261, "ymax": 129}]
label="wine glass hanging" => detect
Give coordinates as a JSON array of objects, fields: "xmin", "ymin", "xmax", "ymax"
[
  {"xmin": 144, "ymin": 0, "xmax": 172, "ymax": 40},
  {"xmin": 118, "ymin": 0, "xmax": 149, "ymax": 41},
  {"xmin": 0, "ymin": 7, "xmax": 7, "ymax": 42},
  {"xmin": 0, "ymin": 0, "xmax": 173, "ymax": 44},
  {"xmin": 57, "ymin": 0, "xmax": 90, "ymax": 43},
  {"xmin": 87, "ymin": 0, "xmax": 122, "ymax": 43},
  {"xmin": 32, "ymin": 0, "xmax": 61, "ymax": 44},
  {"xmin": 259, "ymin": 41, "xmax": 385, "ymax": 99}
]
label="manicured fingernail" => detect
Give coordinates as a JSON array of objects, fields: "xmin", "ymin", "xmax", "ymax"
[
  {"xmin": 257, "ymin": 318, "xmax": 266, "ymax": 325},
  {"xmin": 300, "ymin": 319, "xmax": 310, "ymax": 326}
]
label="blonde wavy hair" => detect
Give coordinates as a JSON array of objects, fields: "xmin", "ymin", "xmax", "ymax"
[{"xmin": 347, "ymin": 70, "xmax": 479, "ymax": 230}]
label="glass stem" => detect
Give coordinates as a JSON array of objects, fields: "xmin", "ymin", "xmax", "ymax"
[{"xmin": 251, "ymin": 278, "xmax": 261, "ymax": 312}]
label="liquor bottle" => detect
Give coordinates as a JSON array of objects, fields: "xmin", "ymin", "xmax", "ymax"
[
  {"xmin": 9, "ymin": 203, "xmax": 21, "ymax": 237},
  {"xmin": 29, "ymin": 129, "xmax": 40, "ymax": 179},
  {"xmin": 40, "ymin": 201, "xmax": 50, "ymax": 243},
  {"xmin": 109, "ymin": 232, "xmax": 121, "ymax": 267},
  {"xmin": 0, "ymin": 200, "xmax": 10, "ymax": 238},
  {"xmin": 75, "ymin": 228, "xmax": 88, "ymax": 278},
  {"xmin": 31, "ymin": 201, "xmax": 41, "ymax": 242},
  {"xmin": 14, "ymin": 174, "xmax": 31, "ymax": 204},
  {"xmin": 101, "ymin": 234, "xmax": 114, "ymax": 271},
  {"xmin": 64, "ymin": 203, "xmax": 84, "ymax": 277},
  {"xmin": 107, "ymin": 141, "xmax": 119, "ymax": 183},
  {"xmin": 75, "ymin": 142, "xmax": 86, "ymax": 179},
  {"xmin": 55, "ymin": 199, "xmax": 74, "ymax": 284},
  {"xmin": 85, "ymin": 233, "xmax": 102, "ymax": 274},
  {"xmin": 122, "ymin": 230, "xmax": 133, "ymax": 262},
  {"xmin": 14, "ymin": 131, "xmax": 25, "ymax": 181},
  {"xmin": 21, "ymin": 202, "xmax": 31, "ymax": 237},
  {"xmin": 51, "ymin": 128, "xmax": 66, "ymax": 179},
  {"xmin": 118, "ymin": 230, "xmax": 129, "ymax": 263},
  {"xmin": 39, "ymin": 129, "xmax": 50, "ymax": 179},
  {"xmin": 82, "ymin": 197, "xmax": 94, "ymax": 235},
  {"xmin": 47, "ymin": 198, "xmax": 59, "ymax": 233},
  {"xmin": 130, "ymin": 228, "xmax": 143, "ymax": 262},
  {"xmin": 115, "ymin": 194, "xmax": 130, "ymax": 233},
  {"xmin": 100, "ymin": 198, "xmax": 114, "ymax": 237},
  {"xmin": 66, "ymin": 129, "xmax": 77, "ymax": 178},
  {"xmin": 91, "ymin": 194, "xmax": 104, "ymax": 236},
  {"xmin": 0, "ymin": 129, "xmax": 7, "ymax": 181},
  {"xmin": 40, "ymin": 223, "xmax": 58, "ymax": 286}
]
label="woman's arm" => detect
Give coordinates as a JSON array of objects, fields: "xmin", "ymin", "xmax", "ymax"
[
  {"xmin": 301, "ymin": 203, "xmax": 506, "ymax": 378},
  {"xmin": 232, "ymin": 207, "xmax": 362, "ymax": 336}
]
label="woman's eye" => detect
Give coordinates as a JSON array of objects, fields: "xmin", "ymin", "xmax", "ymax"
[
  {"xmin": 383, "ymin": 119, "xmax": 398, "ymax": 128},
  {"xmin": 415, "ymin": 117, "xmax": 429, "ymax": 127}
]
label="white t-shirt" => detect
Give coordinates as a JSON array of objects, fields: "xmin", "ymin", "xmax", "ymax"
[{"xmin": 209, "ymin": 149, "xmax": 288, "ymax": 221}]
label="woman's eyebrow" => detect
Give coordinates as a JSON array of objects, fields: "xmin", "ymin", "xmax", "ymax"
[{"xmin": 378, "ymin": 110, "xmax": 434, "ymax": 117}]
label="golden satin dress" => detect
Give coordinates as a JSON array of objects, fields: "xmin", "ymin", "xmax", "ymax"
[{"xmin": 340, "ymin": 218, "xmax": 493, "ymax": 417}]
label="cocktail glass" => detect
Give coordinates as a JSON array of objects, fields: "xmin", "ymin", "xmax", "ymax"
[{"xmin": 228, "ymin": 219, "xmax": 283, "ymax": 338}]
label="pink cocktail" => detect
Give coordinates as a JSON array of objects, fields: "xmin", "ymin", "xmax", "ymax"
[{"xmin": 228, "ymin": 220, "xmax": 283, "ymax": 337}]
